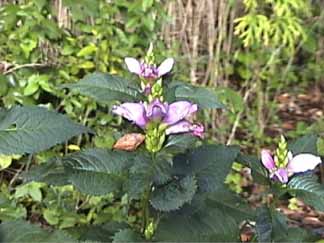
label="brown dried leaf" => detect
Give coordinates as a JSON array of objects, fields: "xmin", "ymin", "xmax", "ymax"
[{"xmin": 113, "ymin": 133, "xmax": 145, "ymax": 151}]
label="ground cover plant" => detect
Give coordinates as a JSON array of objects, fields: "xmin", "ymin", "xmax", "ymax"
[{"xmin": 0, "ymin": 45, "xmax": 323, "ymax": 242}]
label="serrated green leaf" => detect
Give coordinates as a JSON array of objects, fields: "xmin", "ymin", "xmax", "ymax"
[
  {"xmin": 124, "ymin": 173, "xmax": 150, "ymax": 200},
  {"xmin": 154, "ymin": 190, "xmax": 253, "ymax": 241},
  {"xmin": 0, "ymin": 106, "xmax": 89, "ymax": 155},
  {"xmin": 73, "ymin": 222, "xmax": 127, "ymax": 242},
  {"xmin": 236, "ymin": 153, "xmax": 269, "ymax": 185},
  {"xmin": 288, "ymin": 174, "xmax": 324, "ymax": 211},
  {"xmin": 112, "ymin": 229, "xmax": 143, "ymax": 243},
  {"xmin": 169, "ymin": 83, "xmax": 224, "ymax": 109},
  {"xmin": 69, "ymin": 171, "xmax": 121, "ymax": 196},
  {"xmin": 0, "ymin": 220, "xmax": 76, "ymax": 243},
  {"xmin": 125, "ymin": 152, "xmax": 172, "ymax": 199},
  {"xmin": 150, "ymin": 175, "xmax": 197, "ymax": 212},
  {"xmin": 255, "ymin": 206, "xmax": 319, "ymax": 242},
  {"xmin": 173, "ymin": 144, "xmax": 240, "ymax": 193},
  {"xmin": 63, "ymin": 148, "xmax": 132, "ymax": 173},
  {"xmin": 163, "ymin": 134, "xmax": 199, "ymax": 154},
  {"xmin": 256, "ymin": 207, "xmax": 287, "ymax": 242},
  {"xmin": 64, "ymin": 73, "xmax": 143, "ymax": 103},
  {"xmin": 62, "ymin": 148, "xmax": 133, "ymax": 195},
  {"xmin": 24, "ymin": 157, "xmax": 70, "ymax": 186},
  {"xmin": 289, "ymin": 134, "xmax": 318, "ymax": 155}
]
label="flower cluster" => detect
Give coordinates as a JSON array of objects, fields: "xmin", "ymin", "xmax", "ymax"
[
  {"xmin": 113, "ymin": 45, "xmax": 203, "ymax": 152},
  {"xmin": 125, "ymin": 57, "xmax": 174, "ymax": 81},
  {"xmin": 261, "ymin": 136, "xmax": 321, "ymax": 183},
  {"xmin": 112, "ymin": 99, "xmax": 204, "ymax": 137}
]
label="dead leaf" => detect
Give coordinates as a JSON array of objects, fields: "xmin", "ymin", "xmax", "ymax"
[{"xmin": 113, "ymin": 133, "xmax": 145, "ymax": 151}]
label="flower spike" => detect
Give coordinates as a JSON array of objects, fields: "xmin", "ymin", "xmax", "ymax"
[{"xmin": 260, "ymin": 138, "xmax": 322, "ymax": 184}]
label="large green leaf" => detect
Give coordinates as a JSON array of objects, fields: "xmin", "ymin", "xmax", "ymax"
[
  {"xmin": 61, "ymin": 148, "xmax": 133, "ymax": 195},
  {"xmin": 0, "ymin": 106, "xmax": 89, "ymax": 155},
  {"xmin": 166, "ymin": 82, "xmax": 224, "ymax": 109},
  {"xmin": 289, "ymin": 134, "xmax": 318, "ymax": 155},
  {"xmin": 70, "ymin": 222, "xmax": 127, "ymax": 242},
  {"xmin": 24, "ymin": 157, "xmax": 69, "ymax": 186},
  {"xmin": 150, "ymin": 175, "xmax": 197, "ymax": 212},
  {"xmin": 112, "ymin": 229, "xmax": 144, "ymax": 243},
  {"xmin": 154, "ymin": 190, "xmax": 254, "ymax": 242},
  {"xmin": 163, "ymin": 134, "xmax": 199, "ymax": 154},
  {"xmin": 288, "ymin": 174, "xmax": 324, "ymax": 211},
  {"xmin": 236, "ymin": 153, "xmax": 269, "ymax": 185},
  {"xmin": 64, "ymin": 73, "xmax": 143, "ymax": 103},
  {"xmin": 256, "ymin": 206, "xmax": 288, "ymax": 242},
  {"xmin": 0, "ymin": 220, "xmax": 76, "ymax": 243},
  {"xmin": 256, "ymin": 206, "xmax": 319, "ymax": 242},
  {"xmin": 173, "ymin": 144, "xmax": 240, "ymax": 193},
  {"xmin": 124, "ymin": 152, "xmax": 173, "ymax": 199}
]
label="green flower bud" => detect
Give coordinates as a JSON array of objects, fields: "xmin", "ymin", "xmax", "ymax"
[
  {"xmin": 275, "ymin": 135, "xmax": 289, "ymax": 167},
  {"xmin": 144, "ymin": 43, "xmax": 155, "ymax": 65},
  {"xmin": 144, "ymin": 220, "xmax": 155, "ymax": 240},
  {"xmin": 145, "ymin": 122, "xmax": 166, "ymax": 153}
]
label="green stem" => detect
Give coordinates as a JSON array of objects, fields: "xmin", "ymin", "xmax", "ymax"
[
  {"xmin": 142, "ymin": 187, "xmax": 151, "ymax": 235},
  {"xmin": 141, "ymin": 152, "xmax": 156, "ymax": 237}
]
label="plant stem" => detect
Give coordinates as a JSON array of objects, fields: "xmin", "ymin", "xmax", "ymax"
[
  {"xmin": 141, "ymin": 152, "xmax": 155, "ymax": 236},
  {"xmin": 142, "ymin": 187, "xmax": 151, "ymax": 235}
]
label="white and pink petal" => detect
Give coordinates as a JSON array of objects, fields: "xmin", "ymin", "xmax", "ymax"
[
  {"xmin": 124, "ymin": 57, "xmax": 141, "ymax": 74},
  {"xmin": 261, "ymin": 149, "xmax": 276, "ymax": 171},
  {"xmin": 157, "ymin": 58, "xmax": 174, "ymax": 77},
  {"xmin": 287, "ymin": 153, "xmax": 322, "ymax": 174},
  {"xmin": 112, "ymin": 103, "xmax": 147, "ymax": 128},
  {"xmin": 163, "ymin": 101, "xmax": 198, "ymax": 125}
]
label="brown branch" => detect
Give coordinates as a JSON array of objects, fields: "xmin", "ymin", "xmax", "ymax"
[{"xmin": 3, "ymin": 63, "xmax": 50, "ymax": 74}]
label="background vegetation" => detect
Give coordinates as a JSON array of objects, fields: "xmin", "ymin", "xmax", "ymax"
[{"xmin": 0, "ymin": 0, "xmax": 323, "ymax": 241}]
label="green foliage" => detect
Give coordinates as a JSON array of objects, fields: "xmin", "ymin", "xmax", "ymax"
[
  {"xmin": 289, "ymin": 134, "xmax": 318, "ymax": 155},
  {"xmin": 112, "ymin": 229, "xmax": 144, "ymax": 243},
  {"xmin": 0, "ymin": 155, "xmax": 13, "ymax": 170},
  {"xmin": 288, "ymin": 174, "xmax": 324, "ymax": 211},
  {"xmin": 163, "ymin": 134, "xmax": 199, "ymax": 154},
  {"xmin": 41, "ymin": 149, "xmax": 132, "ymax": 196},
  {"xmin": 150, "ymin": 175, "xmax": 197, "ymax": 212},
  {"xmin": 0, "ymin": 188, "xmax": 27, "ymax": 221},
  {"xmin": 0, "ymin": 106, "xmax": 89, "ymax": 155},
  {"xmin": 154, "ymin": 190, "xmax": 254, "ymax": 241},
  {"xmin": 255, "ymin": 206, "xmax": 319, "ymax": 242},
  {"xmin": 235, "ymin": 0, "xmax": 308, "ymax": 49},
  {"xmin": 166, "ymin": 82, "xmax": 224, "ymax": 109},
  {"xmin": 0, "ymin": 220, "xmax": 76, "ymax": 243},
  {"xmin": 14, "ymin": 182, "xmax": 44, "ymax": 202},
  {"xmin": 65, "ymin": 73, "xmax": 144, "ymax": 104},
  {"xmin": 173, "ymin": 144, "xmax": 240, "ymax": 193},
  {"xmin": 24, "ymin": 157, "xmax": 70, "ymax": 186},
  {"xmin": 236, "ymin": 153, "xmax": 269, "ymax": 185}
]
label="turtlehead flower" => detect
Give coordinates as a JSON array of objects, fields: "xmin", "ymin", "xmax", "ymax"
[
  {"xmin": 124, "ymin": 57, "xmax": 174, "ymax": 80},
  {"xmin": 112, "ymin": 99, "xmax": 204, "ymax": 138},
  {"xmin": 261, "ymin": 149, "xmax": 322, "ymax": 183}
]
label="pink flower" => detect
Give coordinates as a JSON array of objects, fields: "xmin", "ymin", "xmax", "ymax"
[
  {"xmin": 112, "ymin": 99, "xmax": 203, "ymax": 138},
  {"xmin": 261, "ymin": 149, "xmax": 321, "ymax": 183},
  {"xmin": 124, "ymin": 57, "xmax": 174, "ymax": 80}
]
